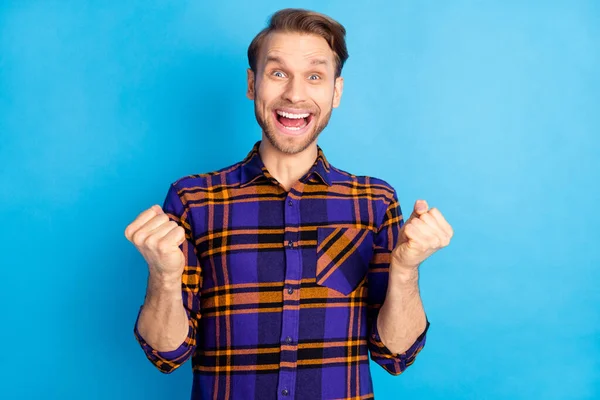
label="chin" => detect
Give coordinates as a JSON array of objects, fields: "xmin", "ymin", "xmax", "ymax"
[
  {"xmin": 264, "ymin": 126, "xmax": 320, "ymax": 155},
  {"xmin": 255, "ymin": 105, "xmax": 331, "ymax": 155}
]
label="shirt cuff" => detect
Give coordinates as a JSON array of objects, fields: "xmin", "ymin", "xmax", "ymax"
[
  {"xmin": 368, "ymin": 315, "xmax": 430, "ymax": 375},
  {"xmin": 133, "ymin": 305, "xmax": 196, "ymax": 373}
]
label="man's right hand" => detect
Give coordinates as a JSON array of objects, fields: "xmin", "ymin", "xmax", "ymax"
[{"xmin": 124, "ymin": 205, "xmax": 187, "ymax": 281}]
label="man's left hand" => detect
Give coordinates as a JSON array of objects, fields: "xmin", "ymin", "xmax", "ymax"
[{"xmin": 391, "ymin": 199, "xmax": 454, "ymax": 274}]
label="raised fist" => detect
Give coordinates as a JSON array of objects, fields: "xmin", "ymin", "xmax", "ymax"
[
  {"xmin": 392, "ymin": 199, "xmax": 453, "ymax": 273},
  {"xmin": 124, "ymin": 205, "xmax": 187, "ymax": 280}
]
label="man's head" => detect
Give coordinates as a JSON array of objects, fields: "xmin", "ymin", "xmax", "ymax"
[{"xmin": 246, "ymin": 9, "xmax": 348, "ymax": 155}]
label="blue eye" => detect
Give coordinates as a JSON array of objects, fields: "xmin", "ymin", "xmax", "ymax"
[
  {"xmin": 309, "ymin": 75, "xmax": 320, "ymax": 80},
  {"xmin": 273, "ymin": 71, "xmax": 285, "ymax": 78}
]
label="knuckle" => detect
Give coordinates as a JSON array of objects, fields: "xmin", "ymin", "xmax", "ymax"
[
  {"xmin": 406, "ymin": 223, "xmax": 418, "ymax": 236},
  {"xmin": 131, "ymin": 231, "xmax": 145, "ymax": 246},
  {"xmin": 442, "ymin": 233, "xmax": 452, "ymax": 245},
  {"xmin": 156, "ymin": 240, "xmax": 168, "ymax": 253},
  {"xmin": 142, "ymin": 233, "xmax": 158, "ymax": 248},
  {"xmin": 167, "ymin": 220, "xmax": 179, "ymax": 229},
  {"xmin": 157, "ymin": 238, "xmax": 174, "ymax": 253}
]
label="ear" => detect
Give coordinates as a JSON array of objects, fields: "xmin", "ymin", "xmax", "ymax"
[
  {"xmin": 246, "ymin": 68, "xmax": 255, "ymax": 100},
  {"xmin": 332, "ymin": 76, "xmax": 344, "ymax": 108}
]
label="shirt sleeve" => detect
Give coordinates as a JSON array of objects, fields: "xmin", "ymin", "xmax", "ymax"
[
  {"xmin": 133, "ymin": 182, "xmax": 203, "ymax": 374},
  {"xmin": 366, "ymin": 187, "xmax": 431, "ymax": 375}
]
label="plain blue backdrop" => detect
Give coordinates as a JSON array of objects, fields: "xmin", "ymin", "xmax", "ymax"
[{"xmin": 1, "ymin": 1, "xmax": 598, "ymax": 399}]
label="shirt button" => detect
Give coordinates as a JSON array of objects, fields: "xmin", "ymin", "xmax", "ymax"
[
  {"xmin": 288, "ymin": 200, "xmax": 293, "ymax": 206},
  {"xmin": 287, "ymin": 287, "xmax": 294, "ymax": 295},
  {"xmin": 285, "ymin": 336, "xmax": 292, "ymax": 344},
  {"xmin": 281, "ymin": 389, "xmax": 289, "ymax": 396},
  {"xmin": 288, "ymin": 241, "xmax": 294, "ymax": 248}
]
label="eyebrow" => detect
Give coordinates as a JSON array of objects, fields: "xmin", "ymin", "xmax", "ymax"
[
  {"xmin": 265, "ymin": 55, "xmax": 285, "ymax": 65},
  {"xmin": 310, "ymin": 58, "xmax": 329, "ymax": 66}
]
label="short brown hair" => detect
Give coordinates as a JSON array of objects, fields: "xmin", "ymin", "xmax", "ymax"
[{"xmin": 248, "ymin": 8, "xmax": 349, "ymax": 78}]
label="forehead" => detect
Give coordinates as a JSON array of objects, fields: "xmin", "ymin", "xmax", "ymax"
[{"xmin": 258, "ymin": 31, "xmax": 335, "ymax": 69}]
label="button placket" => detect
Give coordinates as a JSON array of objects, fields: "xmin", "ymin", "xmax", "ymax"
[{"xmin": 279, "ymin": 191, "xmax": 301, "ymax": 399}]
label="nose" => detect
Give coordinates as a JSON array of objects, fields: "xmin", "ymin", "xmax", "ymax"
[{"xmin": 282, "ymin": 75, "xmax": 307, "ymax": 104}]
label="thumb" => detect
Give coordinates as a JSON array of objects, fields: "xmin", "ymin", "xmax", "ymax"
[{"xmin": 407, "ymin": 199, "xmax": 428, "ymax": 222}]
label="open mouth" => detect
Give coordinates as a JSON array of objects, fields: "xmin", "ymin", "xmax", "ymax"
[{"xmin": 273, "ymin": 109, "xmax": 314, "ymax": 134}]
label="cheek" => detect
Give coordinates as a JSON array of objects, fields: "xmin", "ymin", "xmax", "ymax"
[
  {"xmin": 311, "ymin": 87, "xmax": 335, "ymax": 111},
  {"xmin": 256, "ymin": 86, "xmax": 278, "ymax": 107},
  {"xmin": 256, "ymin": 76, "xmax": 280, "ymax": 93}
]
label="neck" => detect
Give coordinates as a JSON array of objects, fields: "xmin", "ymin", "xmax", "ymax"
[{"xmin": 258, "ymin": 136, "xmax": 318, "ymax": 191}]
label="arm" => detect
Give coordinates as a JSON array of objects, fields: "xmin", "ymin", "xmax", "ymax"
[
  {"xmin": 127, "ymin": 183, "xmax": 202, "ymax": 373},
  {"xmin": 367, "ymin": 189, "xmax": 430, "ymax": 375},
  {"xmin": 137, "ymin": 254, "xmax": 189, "ymax": 351},
  {"xmin": 370, "ymin": 189, "xmax": 453, "ymax": 373},
  {"xmin": 377, "ymin": 267, "xmax": 428, "ymax": 355}
]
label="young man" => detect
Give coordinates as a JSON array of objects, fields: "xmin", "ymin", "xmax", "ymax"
[{"xmin": 125, "ymin": 8, "xmax": 453, "ymax": 400}]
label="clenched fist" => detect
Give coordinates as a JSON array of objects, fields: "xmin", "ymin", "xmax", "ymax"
[
  {"xmin": 124, "ymin": 205, "xmax": 187, "ymax": 280},
  {"xmin": 391, "ymin": 199, "xmax": 454, "ymax": 274}
]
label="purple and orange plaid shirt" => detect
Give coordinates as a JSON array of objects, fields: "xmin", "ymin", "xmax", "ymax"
[{"xmin": 133, "ymin": 141, "xmax": 430, "ymax": 399}]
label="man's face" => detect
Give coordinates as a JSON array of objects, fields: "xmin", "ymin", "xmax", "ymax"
[{"xmin": 247, "ymin": 32, "xmax": 344, "ymax": 155}]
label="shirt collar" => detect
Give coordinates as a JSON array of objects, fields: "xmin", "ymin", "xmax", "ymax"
[{"xmin": 239, "ymin": 141, "xmax": 332, "ymax": 187}]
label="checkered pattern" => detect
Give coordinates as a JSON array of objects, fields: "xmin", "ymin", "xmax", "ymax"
[{"xmin": 134, "ymin": 141, "xmax": 430, "ymax": 399}]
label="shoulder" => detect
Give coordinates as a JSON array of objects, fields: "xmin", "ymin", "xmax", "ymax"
[
  {"xmin": 329, "ymin": 164, "xmax": 398, "ymax": 205},
  {"xmin": 329, "ymin": 164, "xmax": 401, "ymax": 230},
  {"xmin": 170, "ymin": 159, "xmax": 245, "ymax": 193}
]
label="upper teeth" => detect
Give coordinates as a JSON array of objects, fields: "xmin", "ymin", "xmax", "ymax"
[{"xmin": 277, "ymin": 110, "xmax": 310, "ymax": 119}]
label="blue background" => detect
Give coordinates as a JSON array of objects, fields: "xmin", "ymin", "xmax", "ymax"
[{"xmin": 1, "ymin": 1, "xmax": 598, "ymax": 399}]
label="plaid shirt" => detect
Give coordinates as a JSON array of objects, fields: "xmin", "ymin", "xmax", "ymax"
[{"xmin": 134, "ymin": 141, "xmax": 430, "ymax": 399}]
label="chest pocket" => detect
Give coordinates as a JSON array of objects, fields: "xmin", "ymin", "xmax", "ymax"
[{"xmin": 316, "ymin": 227, "xmax": 374, "ymax": 295}]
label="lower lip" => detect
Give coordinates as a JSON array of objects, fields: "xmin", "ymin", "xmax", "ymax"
[{"xmin": 273, "ymin": 111, "xmax": 314, "ymax": 136}]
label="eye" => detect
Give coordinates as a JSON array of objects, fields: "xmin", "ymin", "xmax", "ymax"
[
  {"xmin": 308, "ymin": 74, "xmax": 321, "ymax": 80},
  {"xmin": 272, "ymin": 71, "xmax": 286, "ymax": 78}
]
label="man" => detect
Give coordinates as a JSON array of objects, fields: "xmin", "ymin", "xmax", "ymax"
[{"xmin": 125, "ymin": 8, "xmax": 453, "ymax": 400}]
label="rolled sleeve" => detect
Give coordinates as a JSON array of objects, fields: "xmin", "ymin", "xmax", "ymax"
[
  {"xmin": 133, "ymin": 306, "xmax": 197, "ymax": 374},
  {"xmin": 368, "ymin": 315, "xmax": 430, "ymax": 375}
]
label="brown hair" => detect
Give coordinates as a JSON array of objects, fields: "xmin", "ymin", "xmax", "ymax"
[{"xmin": 247, "ymin": 8, "xmax": 349, "ymax": 78}]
